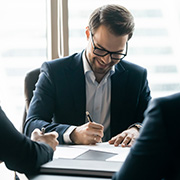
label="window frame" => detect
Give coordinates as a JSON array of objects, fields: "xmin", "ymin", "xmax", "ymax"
[{"xmin": 47, "ymin": 0, "xmax": 69, "ymax": 60}]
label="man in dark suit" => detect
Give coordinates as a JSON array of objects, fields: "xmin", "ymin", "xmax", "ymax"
[
  {"xmin": 24, "ymin": 4, "xmax": 151, "ymax": 146},
  {"xmin": 0, "ymin": 106, "xmax": 59, "ymax": 176},
  {"xmin": 113, "ymin": 93, "xmax": 180, "ymax": 180}
]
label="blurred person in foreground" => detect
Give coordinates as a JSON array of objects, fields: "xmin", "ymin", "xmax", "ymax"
[
  {"xmin": 0, "ymin": 105, "xmax": 59, "ymax": 176},
  {"xmin": 113, "ymin": 93, "xmax": 180, "ymax": 180}
]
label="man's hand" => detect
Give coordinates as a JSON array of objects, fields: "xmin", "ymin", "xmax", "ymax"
[
  {"xmin": 108, "ymin": 127, "xmax": 139, "ymax": 147},
  {"xmin": 31, "ymin": 128, "xmax": 59, "ymax": 151},
  {"xmin": 70, "ymin": 122, "xmax": 104, "ymax": 145}
]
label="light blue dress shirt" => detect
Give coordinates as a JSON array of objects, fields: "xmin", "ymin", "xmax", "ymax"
[{"xmin": 63, "ymin": 51, "xmax": 115, "ymax": 143}]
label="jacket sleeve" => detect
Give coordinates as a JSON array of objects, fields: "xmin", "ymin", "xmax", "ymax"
[
  {"xmin": 0, "ymin": 106, "xmax": 53, "ymax": 175},
  {"xmin": 23, "ymin": 62, "xmax": 70, "ymax": 144}
]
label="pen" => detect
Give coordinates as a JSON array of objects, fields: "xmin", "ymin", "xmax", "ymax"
[
  {"xmin": 41, "ymin": 127, "xmax": 46, "ymax": 135},
  {"xmin": 86, "ymin": 111, "xmax": 102, "ymax": 143},
  {"xmin": 86, "ymin": 111, "xmax": 93, "ymax": 122}
]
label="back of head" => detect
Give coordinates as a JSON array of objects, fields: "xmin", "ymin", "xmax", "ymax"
[{"xmin": 88, "ymin": 4, "xmax": 135, "ymax": 40}]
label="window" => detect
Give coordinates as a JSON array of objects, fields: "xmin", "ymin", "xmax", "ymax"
[
  {"xmin": 0, "ymin": 0, "xmax": 47, "ymax": 129},
  {"xmin": 68, "ymin": 0, "xmax": 180, "ymax": 98},
  {"xmin": 1, "ymin": 0, "xmax": 180, "ymax": 129}
]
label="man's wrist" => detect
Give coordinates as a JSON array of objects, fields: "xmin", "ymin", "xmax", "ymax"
[{"xmin": 128, "ymin": 123, "xmax": 142, "ymax": 131}]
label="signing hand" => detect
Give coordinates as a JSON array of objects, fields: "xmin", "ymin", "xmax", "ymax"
[
  {"xmin": 108, "ymin": 127, "xmax": 139, "ymax": 147},
  {"xmin": 31, "ymin": 128, "xmax": 59, "ymax": 151},
  {"xmin": 70, "ymin": 122, "xmax": 104, "ymax": 145}
]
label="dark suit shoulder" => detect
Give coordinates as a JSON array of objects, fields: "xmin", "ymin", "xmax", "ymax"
[
  {"xmin": 40, "ymin": 52, "xmax": 84, "ymax": 83},
  {"xmin": 119, "ymin": 59, "xmax": 146, "ymax": 72},
  {"xmin": 115, "ymin": 60, "xmax": 148, "ymax": 84},
  {"xmin": 149, "ymin": 93, "xmax": 180, "ymax": 132},
  {"xmin": 151, "ymin": 92, "xmax": 180, "ymax": 108},
  {"xmin": 43, "ymin": 52, "xmax": 83, "ymax": 70}
]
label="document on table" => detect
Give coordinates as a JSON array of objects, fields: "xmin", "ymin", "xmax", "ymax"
[
  {"xmin": 53, "ymin": 146, "xmax": 88, "ymax": 159},
  {"xmin": 53, "ymin": 142, "xmax": 130, "ymax": 162},
  {"xmin": 41, "ymin": 142, "xmax": 130, "ymax": 177}
]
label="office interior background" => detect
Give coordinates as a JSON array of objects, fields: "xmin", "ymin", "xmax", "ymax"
[{"xmin": 0, "ymin": 0, "xmax": 180, "ymax": 130}]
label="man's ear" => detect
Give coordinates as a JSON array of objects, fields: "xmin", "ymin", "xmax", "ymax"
[{"xmin": 85, "ymin": 26, "xmax": 90, "ymax": 40}]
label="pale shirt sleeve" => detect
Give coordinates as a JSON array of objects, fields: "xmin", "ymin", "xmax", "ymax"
[{"xmin": 63, "ymin": 125, "xmax": 77, "ymax": 143}]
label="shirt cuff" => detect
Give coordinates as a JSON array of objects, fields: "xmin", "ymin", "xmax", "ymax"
[{"xmin": 63, "ymin": 126, "xmax": 77, "ymax": 143}]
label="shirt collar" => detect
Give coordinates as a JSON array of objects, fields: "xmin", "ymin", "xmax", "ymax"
[{"xmin": 82, "ymin": 51, "xmax": 91, "ymax": 74}]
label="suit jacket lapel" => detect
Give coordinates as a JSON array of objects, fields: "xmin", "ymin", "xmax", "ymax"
[
  {"xmin": 111, "ymin": 62, "xmax": 129, "ymax": 136},
  {"xmin": 111, "ymin": 62, "xmax": 128, "ymax": 104},
  {"xmin": 65, "ymin": 52, "xmax": 86, "ymax": 125}
]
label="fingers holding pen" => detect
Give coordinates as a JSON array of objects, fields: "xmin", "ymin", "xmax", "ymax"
[
  {"xmin": 89, "ymin": 121, "xmax": 104, "ymax": 133},
  {"xmin": 91, "ymin": 134, "xmax": 102, "ymax": 144},
  {"xmin": 86, "ymin": 121, "xmax": 104, "ymax": 139},
  {"xmin": 70, "ymin": 122, "xmax": 104, "ymax": 145},
  {"xmin": 88, "ymin": 122, "xmax": 104, "ymax": 144},
  {"xmin": 85, "ymin": 111, "xmax": 103, "ymax": 134},
  {"xmin": 31, "ymin": 128, "xmax": 59, "ymax": 151},
  {"xmin": 85, "ymin": 111, "xmax": 103, "ymax": 144}
]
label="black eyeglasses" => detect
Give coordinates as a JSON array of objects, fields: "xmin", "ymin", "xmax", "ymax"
[{"xmin": 90, "ymin": 32, "xmax": 128, "ymax": 61}]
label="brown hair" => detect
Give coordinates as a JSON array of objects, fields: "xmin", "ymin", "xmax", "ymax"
[{"xmin": 88, "ymin": 4, "xmax": 135, "ymax": 40}]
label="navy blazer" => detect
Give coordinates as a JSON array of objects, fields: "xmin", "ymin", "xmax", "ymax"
[
  {"xmin": 24, "ymin": 51, "xmax": 151, "ymax": 144},
  {"xmin": 0, "ymin": 106, "xmax": 53, "ymax": 175},
  {"xmin": 113, "ymin": 93, "xmax": 180, "ymax": 180}
]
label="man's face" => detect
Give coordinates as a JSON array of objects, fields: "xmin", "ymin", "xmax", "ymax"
[{"xmin": 85, "ymin": 25, "xmax": 128, "ymax": 80}]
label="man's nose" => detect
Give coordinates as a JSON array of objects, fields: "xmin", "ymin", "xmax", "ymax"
[{"xmin": 102, "ymin": 53, "xmax": 111, "ymax": 64}]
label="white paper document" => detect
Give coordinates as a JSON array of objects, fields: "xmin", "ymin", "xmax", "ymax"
[
  {"xmin": 53, "ymin": 146, "xmax": 88, "ymax": 159},
  {"xmin": 53, "ymin": 142, "xmax": 130, "ymax": 162}
]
